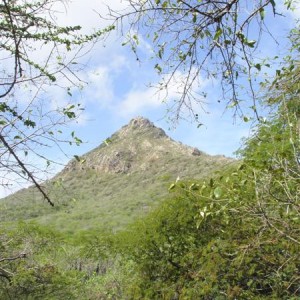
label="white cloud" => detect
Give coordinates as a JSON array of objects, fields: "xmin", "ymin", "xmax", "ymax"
[
  {"xmin": 117, "ymin": 86, "xmax": 161, "ymax": 116},
  {"xmin": 85, "ymin": 66, "xmax": 115, "ymax": 105},
  {"xmin": 115, "ymin": 68, "xmax": 210, "ymax": 118},
  {"xmin": 109, "ymin": 55, "xmax": 130, "ymax": 73},
  {"xmin": 55, "ymin": 0, "xmax": 128, "ymax": 30},
  {"xmin": 79, "ymin": 53, "xmax": 129, "ymax": 105}
]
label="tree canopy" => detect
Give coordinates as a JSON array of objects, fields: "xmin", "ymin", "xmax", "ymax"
[
  {"xmin": 108, "ymin": 0, "xmax": 298, "ymax": 121},
  {"xmin": 0, "ymin": 1, "xmax": 299, "ymax": 298},
  {"xmin": 0, "ymin": 0, "xmax": 113, "ymax": 204},
  {"xmin": 105, "ymin": 53, "xmax": 300, "ymax": 298}
]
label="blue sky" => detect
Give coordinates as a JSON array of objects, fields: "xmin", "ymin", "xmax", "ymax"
[
  {"xmin": 0, "ymin": 0, "xmax": 299, "ymax": 197},
  {"xmin": 55, "ymin": 0, "xmax": 298, "ymax": 156}
]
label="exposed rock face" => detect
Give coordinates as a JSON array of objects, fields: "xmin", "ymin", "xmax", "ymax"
[
  {"xmin": 61, "ymin": 116, "xmax": 233, "ymax": 176},
  {"xmin": 192, "ymin": 147, "xmax": 202, "ymax": 156},
  {"xmin": 129, "ymin": 116, "xmax": 153, "ymax": 128},
  {"xmin": 118, "ymin": 116, "xmax": 167, "ymax": 139},
  {"xmin": 1, "ymin": 117, "xmax": 236, "ymax": 234},
  {"xmin": 90, "ymin": 151, "xmax": 133, "ymax": 173}
]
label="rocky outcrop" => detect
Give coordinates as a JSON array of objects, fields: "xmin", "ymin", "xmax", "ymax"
[
  {"xmin": 118, "ymin": 116, "xmax": 167, "ymax": 139},
  {"xmin": 129, "ymin": 116, "xmax": 153, "ymax": 128},
  {"xmin": 60, "ymin": 116, "xmax": 234, "ymax": 177},
  {"xmin": 192, "ymin": 147, "xmax": 202, "ymax": 156}
]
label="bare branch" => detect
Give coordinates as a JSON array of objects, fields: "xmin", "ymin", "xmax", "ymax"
[{"xmin": 0, "ymin": 132, "xmax": 54, "ymax": 206}]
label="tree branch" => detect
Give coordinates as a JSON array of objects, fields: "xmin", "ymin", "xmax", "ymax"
[{"xmin": 0, "ymin": 133, "xmax": 54, "ymax": 206}]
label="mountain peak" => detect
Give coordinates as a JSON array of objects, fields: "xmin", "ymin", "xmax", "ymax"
[
  {"xmin": 118, "ymin": 116, "xmax": 167, "ymax": 139},
  {"xmin": 60, "ymin": 117, "xmax": 232, "ymax": 177},
  {"xmin": 128, "ymin": 116, "xmax": 153, "ymax": 128}
]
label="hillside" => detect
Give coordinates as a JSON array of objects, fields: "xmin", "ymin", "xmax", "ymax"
[
  {"xmin": 1, "ymin": 114, "xmax": 299, "ymax": 300},
  {"xmin": 0, "ymin": 117, "xmax": 235, "ymax": 233}
]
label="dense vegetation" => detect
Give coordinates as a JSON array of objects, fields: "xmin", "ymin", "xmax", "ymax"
[
  {"xmin": 117, "ymin": 100, "xmax": 300, "ymax": 299},
  {"xmin": 0, "ymin": 117, "xmax": 232, "ymax": 233},
  {"xmin": 1, "ymin": 64, "xmax": 299, "ymax": 298},
  {"xmin": 1, "ymin": 1, "xmax": 299, "ymax": 299}
]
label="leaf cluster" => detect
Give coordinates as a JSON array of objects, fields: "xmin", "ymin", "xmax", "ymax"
[
  {"xmin": 108, "ymin": 0, "xmax": 291, "ymax": 121},
  {"xmin": 108, "ymin": 62, "xmax": 300, "ymax": 298}
]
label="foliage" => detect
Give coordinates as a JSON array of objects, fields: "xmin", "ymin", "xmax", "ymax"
[
  {"xmin": 0, "ymin": 223, "xmax": 86, "ymax": 299},
  {"xmin": 0, "ymin": 0, "xmax": 113, "ymax": 204},
  {"xmin": 118, "ymin": 162, "xmax": 299, "ymax": 298},
  {"xmin": 1, "ymin": 3, "xmax": 300, "ymax": 297},
  {"xmin": 0, "ymin": 82, "xmax": 299, "ymax": 298},
  {"xmin": 0, "ymin": 120, "xmax": 234, "ymax": 233},
  {"xmin": 107, "ymin": 0, "xmax": 297, "ymax": 121},
  {"xmin": 107, "ymin": 57, "xmax": 300, "ymax": 298},
  {"xmin": 1, "ymin": 65, "xmax": 299, "ymax": 298},
  {"xmin": 238, "ymin": 36, "xmax": 300, "ymax": 247}
]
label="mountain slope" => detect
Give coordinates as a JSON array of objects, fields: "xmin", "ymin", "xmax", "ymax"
[{"xmin": 0, "ymin": 117, "xmax": 235, "ymax": 233}]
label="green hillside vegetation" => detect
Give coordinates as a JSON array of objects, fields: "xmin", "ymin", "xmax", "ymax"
[
  {"xmin": 1, "ymin": 73, "xmax": 300, "ymax": 298},
  {"xmin": 1, "ymin": 87, "xmax": 299, "ymax": 299},
  {"xmin": 111, "ymin": 66, "xmax": 300, "ymax": 298},
  {"xmin": 1, "ymin": 1, "xmax": 300, "ymax": 299},
  {"xmin": 0, "ymin": 117, "xmax": 234, "ymax": 233},
  {"xmin": 1, "ymin": 79, "xmax": 300, "ymax": 298}
]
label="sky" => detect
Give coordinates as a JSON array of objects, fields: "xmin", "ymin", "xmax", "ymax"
[
  {"xmin": 54, "ymin": 0, "xmax": 299, "ymax": 155},
  {"xmin": 0, "ymin": 0, "xmax": 299, "ymax": 198}
]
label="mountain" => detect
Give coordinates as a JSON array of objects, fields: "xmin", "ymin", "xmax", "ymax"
[{"xmin": 0, "ymin": 117, "xmax": 235, "ymax": 233}]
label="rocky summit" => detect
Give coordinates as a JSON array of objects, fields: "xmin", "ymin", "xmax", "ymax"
[
  {"xmin": 62, "ymin": 116, "xmax": 220, "ymax": 176},
  {"xmin": 1, "ymin": 117, "xmax": 235, "ymax": 232}
]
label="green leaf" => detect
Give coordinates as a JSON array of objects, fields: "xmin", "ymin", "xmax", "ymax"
[
  {"xmin": 192, "ymin": 13, "xmax": 197, "ymax": 23},
  {"xmin": 104, "ymin": 138, "xmax": 111, "ymax": 146},
  {"xmin": 155, "ymin": 64, "xmax": 162, "ymax": 73},
  {"xmin": 240, "ymin": 179, "xmax": 248, "ymax": 185},
  {"xmin": 227, "ymin": 101, "xmax": 238, "ymax": 108},
  {"xmin": 162, "ymin": 1, "xmax": 168, "ymax": 8},
  {"xmin": 213, "ymin": 187, "xmax": 223, "ymax": 199},
  {"xmin": 189, "ymin": 183, "xmax": 199, "ymax": 190},
  {"xmin": 270, "ymin": 0, "xmax": 276, "ymax": 9},
  {"xmin": 74, "ymin": 137, "xmax": 82, "ymax": 146},
  {"xmin": 247, "ymin": 279, "xmax": 254, "ymax": 287},
  {"xmin": 168, "ymin": 183, "xmax": 176, "ymax": 191},
  {"xmin": 237, "ymin": 31, "xmax": 245, "ymax": 42},
  {"xmin": 133, "ymin": 34, "xmax": 139, "ymax": 45},
  {"xmin": 158, "ymin": 49, "xmax": 163, "ymax": 59},
  {"xmin": 254, "ymin": 63, "xmax": 261, "ymax": 71},
  {"xmin": 213, "ymin": 28, "xmax": 223, "ymax": 41},
  {"xmin": 259, "ymin": 8, "xmax": 265, "ymax": 20},
  {"xmin": 238, "ymin": 164, "xmax": 246, "ymax": 170},
  {"xmin": 24, "ymin": 119, "xmax": 36, "ymax": 128},
  {"xmin": 245, "ymin": 40, "xmax": 256, "ymax": 48}
]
